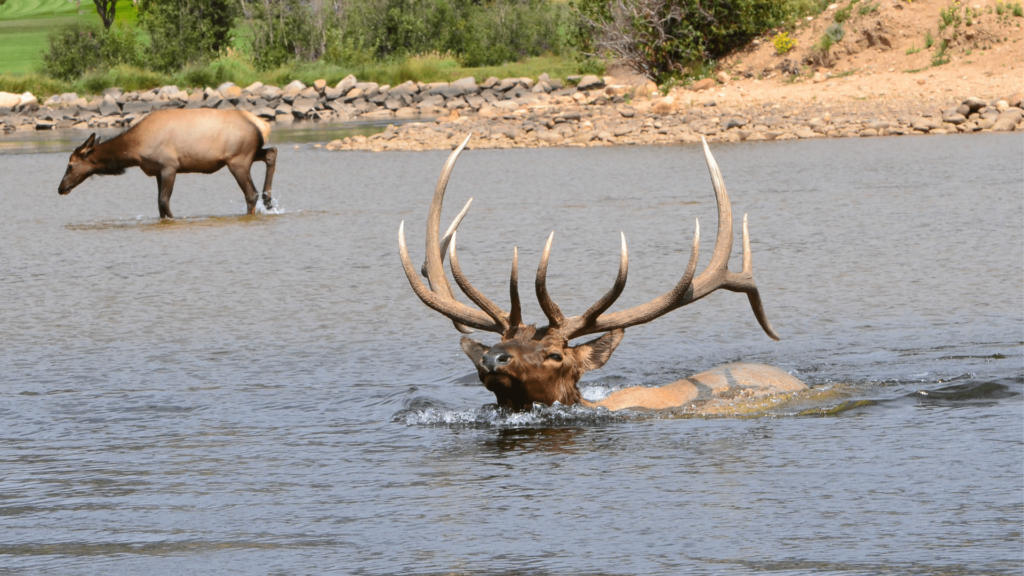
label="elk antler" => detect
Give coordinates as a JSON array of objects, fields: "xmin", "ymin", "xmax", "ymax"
[
  {"xmin": 400, "ymin": 135, "xmax": 780, "ymax": 342},
  {"xmin": 541, "ymin": 137, "xmax": 780, "ymax": 341},
  {"xmin": 399, "ymin": 134, "xmax": 515, "ymax": 334}
]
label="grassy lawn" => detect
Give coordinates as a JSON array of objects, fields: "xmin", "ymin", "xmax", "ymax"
[{"xmin": 0, "ymin": 0, "xmax": 138, "ymax": 74}]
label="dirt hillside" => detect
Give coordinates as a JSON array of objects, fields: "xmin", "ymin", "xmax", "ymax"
[{"xmin": 663, "ymin": 0, "xmax": 1021, "ymax": 110}]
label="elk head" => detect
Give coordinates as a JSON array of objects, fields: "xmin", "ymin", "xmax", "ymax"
[
  {"xmin": 58, "ymin": 133, "xmax": 123, "ymax": 195},
  {"xmin": 399, "ymin": 135, "xmax": 780, "ymax": 411}
]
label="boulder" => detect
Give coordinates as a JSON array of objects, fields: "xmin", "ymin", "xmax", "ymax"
[
  {"xmin": 962, "ymin": 97, "xmax": 986, "ymax": 112},
  {"xmin": 577, "ymin": 75, "xmax": 605, "ymax": 90},
  {"xmin": 99, "ymin": 94, "xmax": 121, "ymax": 116},
  {"xmin": 1009, "ymin": 92, "xmax": 1023, "ymax": 108},
  {"xmin": 283, "ymin": 80, "xmax": 306, "ymax": 92},
  {"xmin": 651, "ymin": 96, "xmax": 675, "ymax": 115},
  {"xmin": 313, "ymin": 78, "xmax": 327, "ymax": 92},
  {"xmin": 690, "ymin": 78, "xmax": 715, "ymax": 92},
  {"xmin": 244, "ymin": 81, "xmax": 264, "ymax": 94},
  {"xmin": 451, "ymin": 77, "xmax": 478, "ymax": 93},
  {"xmin": 992, "ymin": 109, "xmax": 1023, "ymax": 131},
  {"xmin": 0, "ymin": 92, "xmax": 21, "ymax": 108},
  {"xmin": 221, "ymin": 85, "xmax": 243, "ymax": 100},
  {"xmin": 723, "ymin": 117, "xmax": 747, "ymax": 129},
  {"xmin": 17, "ymin": 92, "xmax": 39, "ymax": 111},
  {"xmin": 716, "ymin": 71, "xmax": 730, "ymax": 84}
]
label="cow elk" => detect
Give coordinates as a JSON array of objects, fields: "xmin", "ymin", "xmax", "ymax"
[
  {"xmin": 58, "ymin": 109, "xmax": 277, "ymax": 218},
  {"xmin": 399, "ymin": 135, "xmax": 806, "ymax": 411}
]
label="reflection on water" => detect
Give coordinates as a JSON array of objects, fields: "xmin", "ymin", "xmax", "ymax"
[{"xmin": 1, "ymin": 134, "xmax": 1021, "ymax": 575}]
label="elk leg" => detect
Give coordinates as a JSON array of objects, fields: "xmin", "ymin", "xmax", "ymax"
[
  {"xmin": 255, "ymin": 147, "xmax": 277, "ymax": 210},
  {"xmin": 157, "ymin": 169, "xmax": 176, "ymax": 219},
  {"xmin": 228, "ymin": 162, "xmax": 260, "ymax": 215}
]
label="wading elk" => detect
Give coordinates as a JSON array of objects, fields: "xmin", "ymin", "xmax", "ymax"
[
  {"xmin": 58, "ymin": 109, "xmax": 277, "ymax": 218},
  {"xmin": 399, "ymin": 135, "xmax": 806, "ymax": 412}
]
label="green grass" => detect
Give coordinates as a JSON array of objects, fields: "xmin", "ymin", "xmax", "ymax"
[{"xmin": 0, "ymin": 0, "xmax": 138, "ymax": 74}]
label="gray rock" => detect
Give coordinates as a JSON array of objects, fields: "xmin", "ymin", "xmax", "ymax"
[
  {"xmin": 451, "ymin": 77, "xmax": 478, "ymax": 93},
  {"xmin": 723, "ymin": 117, "xmax": 747, "ymax": 129},
  {"xmin": 122, "ymin": 101, "xmax": 154, "ymax": 114},
  {"xmin": 992, "ymin": 109, "xmax": 1023, "ymax": 131},
  {"xmin": 100, "ymin": 94, "xmax": 121, "ymax": 116},
  {"xmin": 283, "ymin": 80, "xmax": 306, "ymax": 92},
  {"xmin": 559, "ymin": 110, "xmax": 581, "ymax": 121},
  {"xmin": 618, "ymin": 106, "xmax": 636, "ymax": 118},
  {"xmin": 389, "ymin": 81, "xmax": 419, "ymax": 98},
  {"xmin": 275, "ymin": 103, "xmax": 293, "ymax": 115},
  {"xmin": 384, "ymin": 97, "xmax": 402, "ymax": 111},
  {"xmin": 962, "ymin": 97, "xmax": 986, "ymax": 112},
  {"xmin": 911, "ymin": 117, "xmax": 942, "ymax": 132},
  {"xmin": 342, "ymin": 88, "xmax": 364, "ymax": 103},
  {"xmin": 336, "ymin": 75, "xmax": 357, "ymax": 94},
  {"xmin": 496, "ymin": 78, "xmax": 520, "ymax": 92},
  {"xmin": 867, "ymin": 120, "xmax": 891, "ymax": 130},
  {"xmin": 215, "ymin": 99, "xmax": 235, "ymax": 110},
  {"xmin": 292, "ymin": 97, "xmax": 318, "ymax": 114},
  {"xmin": 102, "ymin": 87, "xmax": 123, "ymax": 99},
  {"xmin": 253, "ymin": 106, "xmax": 276, "ymax": 119},
  {"xmin": 203, "ymin": 93, "xmax": 223, "ymax": 108},
  {"xmin": 577, "ymin": 75, "xmax": 605, "ymax": 90}
]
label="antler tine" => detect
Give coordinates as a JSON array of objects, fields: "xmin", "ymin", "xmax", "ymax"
[
  {"xmin": 509, "ymin": 247, "xmax": 522, "ymax": 333},
  {"xmin": 573, "ymin": 232, "xmax": 629, "ymax": 331},
  {"xmin": 563, "ymin": 220, "xmax": 700, "ymax": 338},
  {"xmin": 535, "ymin": 232, "xmax": 567, "ymax": 328},
  {"xmin": 448, "ymin": 231, "xmax": 510, "ymax": 330},
  {"xmin": 399, "ymin": 221, "xmax": 503, "ymax": 332},
  {"xmin": 423, "ymin": 134, "xmax": 475, "ymax": 333},
  {"xmin": 564, "ymin": 138, "xmax": 780, "ymax": 341},
  {"xmin": 421, "ymin": 196, "xmax": 473, "ymax": 279}
]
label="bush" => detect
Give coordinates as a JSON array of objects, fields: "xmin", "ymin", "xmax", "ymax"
[
  {"xmin": 243, "ymin": 0, "xmax": 337, "ymax": 70},
  {"xmin": 42, "ymin": 22, "xmax": 143, "ymax": 81},
  {"xmin": 570, "ymin": 0, "xmax": 803, "ymax": 82},
  {"xmin": 774, "ymin": 31, "xmax": 796, "ymax": 54},
  {"xmin": 138, "ymin": 0, "xmax": 238, "ymax": 72}
]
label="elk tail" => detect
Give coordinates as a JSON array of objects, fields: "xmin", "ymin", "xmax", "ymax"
[{"xmin": 241, "ymin": 110, "xmax": 272, "ymax": 146}]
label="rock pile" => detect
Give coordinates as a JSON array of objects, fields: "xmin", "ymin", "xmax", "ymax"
[
  {"xmin": 0, "ymin": 74, "xmax": 616, "ymax": 134},
  {"xmin": 322, "ymin": 93, "xmax": 1024, "ymax": 152}
]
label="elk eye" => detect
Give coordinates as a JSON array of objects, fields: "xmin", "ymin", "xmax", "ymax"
[{"xmin": 547, "ymin": 353, "xmax": 563, "ymax": 362}]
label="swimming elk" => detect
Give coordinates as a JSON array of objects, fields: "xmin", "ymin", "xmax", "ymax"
[
  {"xmin": 399, "ymin": 135, "xmax": 806, "ymax": 411},
  {"xmin": 58, "ymin": 109, "xmax": 277, "ymax": 218}
]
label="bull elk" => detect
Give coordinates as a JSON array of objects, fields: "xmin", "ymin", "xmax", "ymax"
[
  {"xmin": 399, "ymin": 135, "xmax": 806, "ymax": 411},
  {"xmin": 58, "ymin": 109, "xmax": 277, "ymax": 218}
]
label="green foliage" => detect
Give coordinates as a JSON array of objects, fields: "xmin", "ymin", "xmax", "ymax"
[
  {"xmin": 833, "ymin": 0, "xmax": 859, "ymax": 23},
  {"xmin": 1014, "ymin": 2, "xmax": 1023, "ymax": 16},
  {"xmin": 41, "ymin": 21, "xmax": 142, "ymax": 81},
  {"xmin": 924, "ymin": 29, "xmax": 934, "ymax": 47},
  {"xmin": 825, "ymin": 22, "xmax": 844, "ymax": 42},
  {"xmin": 931, "ymin": 38, "xmax": 949, "ymax": 65},
  {"xmin": 243, "ymin": 0, "xmax": 336, "ymax": 71},
  {"xmin": 570, "ymin": 0, "xmax": 806, "ymax": 82},
  {"xmin": 774, "ymin": 31, "xmax": 796, "ymax": 54},
  {"xmin": 939, "ymin": 0, "xmax": 963, "ymax": 29},
  {"xmin": 905, "ymin": 43, "xmax": 920, "ymax": 54},
  {"xmin": 137, "ymin": 0, "xmax": 238, "ymax": 72},
  {"xmin": 857, "ymin": 1, "xmax": 878, "ymax": 15}
]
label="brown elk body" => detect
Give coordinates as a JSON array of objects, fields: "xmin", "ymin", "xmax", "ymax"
[
  {"xmin": 58, "ymin": 108, "xmax": 277, "ymax": 218},
  {"xmin": 399, "ymin": 135, "xmax": 807, "ymax": 411}
]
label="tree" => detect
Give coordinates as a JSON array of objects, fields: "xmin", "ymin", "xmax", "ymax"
[
  {"xmin": 138, "ymin": 0, "xmax": 238, "ymax": 71},
  {"xmin": 93, "ymin": 0, "xmax": 117, "ymax": 30}
]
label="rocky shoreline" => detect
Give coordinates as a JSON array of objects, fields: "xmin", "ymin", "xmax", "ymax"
[{"xmin": 1, "ymin": 73, "xmax": 1021, "ymax": 151}]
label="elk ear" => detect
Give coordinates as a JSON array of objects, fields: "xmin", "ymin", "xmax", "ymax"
[
  {"xmin": 460, "ymin": 337, "xmax": 489, "ymax": 368},
  {"xmin": 574, "ymin": 329, "xmax": 624, "ymax": 372},
  {"xmin": 77, "ymin": 133, "xmax": 97, "ymax": 157}
]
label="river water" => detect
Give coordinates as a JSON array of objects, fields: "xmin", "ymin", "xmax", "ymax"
[{"xmin": 1, "ymin": 132, "xmax": 1021, "ymax": 574}]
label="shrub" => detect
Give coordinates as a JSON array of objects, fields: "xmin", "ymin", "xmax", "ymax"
[
  {"xmin": 924, "ymin": 29, "xmax": 934, "ymax": 47},
  {"xmin": 570, "ymin": 0, "xmax": 800, "ymax": 82},
  {"xmin": 825, "ymin": 22, "xmax": 845, "ymax": 42},
  {"xmin": 939, "ymin": 0, "xmax": 963, "ymax": 29},
  {"xmin": 1014, "ymin": 2, "xmax": 1023, "ymax": 16},
  {"xmin": 931, "ymin": 39, "xmax": 950, "ymax": 65},
  {"xmin": 41, "ymin": 22, "xmax": 143, "ymax": 81},
  {"xmin": 774, "ymin": 31, "xmax": 796, "ymax": 54},
  {"xmin": 138, "ymin": 0, "xmax": 238, "ymax": 72},
  {"xmin": 833, "ymin": 0, "xmax": 859, "ymax": 23},
  {"xmin": 42, "ymin": 23, "xmax": 104, "ymax": 81}
]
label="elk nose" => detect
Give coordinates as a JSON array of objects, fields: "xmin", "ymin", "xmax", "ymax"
[{"xmin": 482, "ymin": 351, "xmax": 512, "ymax": 372}]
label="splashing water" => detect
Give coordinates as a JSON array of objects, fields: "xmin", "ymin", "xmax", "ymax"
[{"xmin": 256, "ymin": 194, "xmax": 286, "ymax": 215}]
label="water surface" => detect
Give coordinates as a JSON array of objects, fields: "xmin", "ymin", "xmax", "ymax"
[{"xmin": 1, "ymin": 133, "xmax": 1021, "ymax": 574}]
